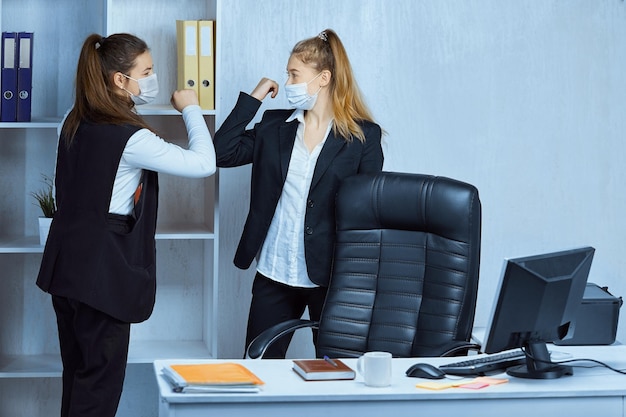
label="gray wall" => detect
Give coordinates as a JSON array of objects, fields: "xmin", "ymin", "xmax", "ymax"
[{"xmin": 217, "ymin": 0, "xmax": 626, "ymax": 358}]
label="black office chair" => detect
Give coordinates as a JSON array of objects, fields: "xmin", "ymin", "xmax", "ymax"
[{"xmin": 247, "ymin": 171, "xmax": 482, "ymax": 359}]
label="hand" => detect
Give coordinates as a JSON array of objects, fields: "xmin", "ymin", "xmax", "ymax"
[
  {"xmin": 250, "ymin": 78, "xmax": 279, "ymax": 101},
  {"xmin": 171, "ymin": 89, "xmax": 200, "ymax": 112}
]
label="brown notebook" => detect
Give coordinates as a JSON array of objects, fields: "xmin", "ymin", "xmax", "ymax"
[{"xmin": 292, "ymin": 358, "xmax": 356, "ymax": 381}]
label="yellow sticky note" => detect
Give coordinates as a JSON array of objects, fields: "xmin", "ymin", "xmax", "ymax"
[
  {"xmin": 415, "ymin": 378, "xmax": 475, "ymax": 390},
  {"xmin": 415, "ymin": 381, "xmax": 459, "ymax": 390}
]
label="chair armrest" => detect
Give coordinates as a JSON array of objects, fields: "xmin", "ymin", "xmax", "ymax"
[
  {"xmin": 245, "ymin": 319, "xmax": 320, "ymax": 359},
  {"xmin": 438, "ymin": 341, "xmax": 482, "ymax": 357}
]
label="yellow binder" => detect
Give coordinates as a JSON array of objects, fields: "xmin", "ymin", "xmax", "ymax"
[
  {"xmin": 198, "ymin": 20, "xmax": 215, "ymax": 110},
  {"xmin": 176, "ymin": 20, "xmax": 199, "ymax": 96}
]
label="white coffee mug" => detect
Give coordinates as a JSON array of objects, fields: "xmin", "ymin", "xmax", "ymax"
[{"xmin": 356, "ymin": 351, "xmax": 392, "ymax": 387}]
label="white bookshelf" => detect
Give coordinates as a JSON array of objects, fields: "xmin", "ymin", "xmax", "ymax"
[
  {"xmin": 0, "ymin": 0, "xmax": 220, "ymax": 415},
  {"xmin": 0, "ymin": 119, "xmax": 60, "ymax": 128},
  {"xmin": 137, "ymin": 104, "xmax": 216, "ymax": 116}
]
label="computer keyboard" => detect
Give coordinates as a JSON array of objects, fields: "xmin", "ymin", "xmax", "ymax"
[{"xmin": 439, "ymin": 350, "xmax": 526, "ymax": 376}]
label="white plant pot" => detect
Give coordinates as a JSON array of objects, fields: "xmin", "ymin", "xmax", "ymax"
[{"xmin": 38, "ymin": 217, "xmax": 52, "ymax": 246}]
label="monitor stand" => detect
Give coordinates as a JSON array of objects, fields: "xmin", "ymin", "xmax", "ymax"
[{"xmin": 506, "ymin": 341, "xmax": 573, "ymax": 379}]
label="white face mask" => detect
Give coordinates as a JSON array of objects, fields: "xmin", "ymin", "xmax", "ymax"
[
  {"xmin": 284, "ymin": 72, "xmax": 322, "ymax": 110},
  {"xmin": 122, "ymin": 73, "xmax": 159, "ymax": 105}
]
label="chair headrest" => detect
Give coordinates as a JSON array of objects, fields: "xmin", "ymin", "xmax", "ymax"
[{"xmin": 336, "ymin": 172, "xmax": 481, "ymax": 241}]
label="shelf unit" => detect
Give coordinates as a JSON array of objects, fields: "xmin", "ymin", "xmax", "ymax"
[{"xmin": 0, "ymin": 1, "xmax": 220, "ymax": 413}]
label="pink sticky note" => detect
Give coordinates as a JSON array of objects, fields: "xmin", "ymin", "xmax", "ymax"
[
  {"xmin": 458, "ymin": 382, "xmax": 489, "ymax": 389},
  {"xmin": 474, "ymin": 377, "xmax": 509, "ymax": 385}
]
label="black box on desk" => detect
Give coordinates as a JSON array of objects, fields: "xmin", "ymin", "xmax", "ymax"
[{"xmin": 555, "ymin": 283, "xmax": 622, "ymax": 346}]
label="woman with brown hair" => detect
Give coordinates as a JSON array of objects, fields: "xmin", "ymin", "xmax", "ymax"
[
  {"xmin": 215, "ymin": 29, "xmax": 384, "ymax": 359},
  {"xmin": 37, "ymin": 33, "xmax": 216, "ymax": 417}
]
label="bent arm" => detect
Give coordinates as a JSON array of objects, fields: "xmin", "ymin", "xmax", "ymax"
[
  {"xmin": 214, "ymin": 92, "xmax": 262, "ymax": 167},
  {"xmin": 123, "ymin": 104, "xmax": 216, "ymax": 177}
]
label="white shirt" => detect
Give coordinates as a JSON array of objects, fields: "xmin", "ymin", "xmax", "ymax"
[
  {"xmin": 110, "ymin": 105, "xmax": 216, "ymax": 214},
  {"xmin": 256, "ymin": 109, "xmax": 333, "ymax": 288}
]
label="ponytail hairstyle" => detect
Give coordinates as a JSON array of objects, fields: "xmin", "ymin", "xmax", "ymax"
[
  {"xmin": 62, "ymin": 33, "xmax": 153, "ymax": 146},
  {"xmin": 291, "ymin": 29, "xmax": 376, "ymax": 143}
]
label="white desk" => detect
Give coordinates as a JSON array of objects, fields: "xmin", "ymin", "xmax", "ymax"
[{"xmin": 154, "ymin": 345, "xmax": 626, "ymax": 417}]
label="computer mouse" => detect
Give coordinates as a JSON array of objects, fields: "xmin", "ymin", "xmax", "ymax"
[{"xmin": 405, "ymin": 363, "xmax": 446, "ymax": 379}]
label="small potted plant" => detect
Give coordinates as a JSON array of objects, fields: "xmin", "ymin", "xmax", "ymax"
[{"xmin": 31, "ymin": 174, "xmax": 56, "ymax": 245}]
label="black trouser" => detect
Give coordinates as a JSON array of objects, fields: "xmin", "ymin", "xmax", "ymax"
[
  {"xmin": 52, "ymin": 295, "xmax": 130, "ymax": 417},
  {"xmin": 245, "ymin": 272, "xmax": 328, "ymax": 359}
]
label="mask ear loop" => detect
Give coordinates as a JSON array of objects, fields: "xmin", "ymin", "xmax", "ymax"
[
  {"xmin": 307, "ymin": 71, "xmax": 324, "ymax": 96},
  {"xmin": 120, "ymin": 84, "xmax": 135, "ymax": 99},
  {"xmin": 312, "ymin": 86, "xmax": 322, "ymax": 96},
  {"xmin": 308, "ymin": 72, "xmax": 323, "ymax": 84},
  {"xmin": 120, "ymin": 73, "xmax": 141, "ymax": 98},
  {"xmin": 113, "ymin": 72, "xmax": 132, "ymax": 98},
  {"xmin": 308, "ymin": 72, "xmax": 324, "ymax": 96}
]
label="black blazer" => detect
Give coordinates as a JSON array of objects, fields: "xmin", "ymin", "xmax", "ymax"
[{"xmin": 215, "ymin": 92, "xmax": 384, "ymax": 287}]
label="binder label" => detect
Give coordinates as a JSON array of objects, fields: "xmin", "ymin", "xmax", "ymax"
[
  {"xmin": 200, "ymin": 26, "xmax": 213, "ymax": 57},
  {"xmin": 3, "ymin": 37, "xmax": 15, "ymax": 69},
  {"xmin": 185, "ymin": 26, "xmax": 197, "ymax": 56},
  {"xmin": 19, "ymin": 37, "xmax": 31, "ymax": 68}
]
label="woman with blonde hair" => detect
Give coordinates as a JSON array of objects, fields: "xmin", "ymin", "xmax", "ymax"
[{"xmin": 215, "ymin": 29, "xmax": 383, "ymax": 358}]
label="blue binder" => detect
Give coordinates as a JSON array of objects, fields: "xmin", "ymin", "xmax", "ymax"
[
  {"xmin": 1, "ymin": 32, "xmax": 18, "ymax": 122},
  {"xmin": 16, "ymin": 32, "xmax": 33, "ymax": 122}
]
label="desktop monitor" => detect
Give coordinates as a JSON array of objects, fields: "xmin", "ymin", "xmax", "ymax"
[{"xmin": 483, "ymin": 246, "xmax": 595, "ymax": 379}]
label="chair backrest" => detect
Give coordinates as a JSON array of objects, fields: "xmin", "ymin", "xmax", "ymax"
[{"xmin": 317, "ymin": 172, "xmax": 481, "ymax": 358}]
